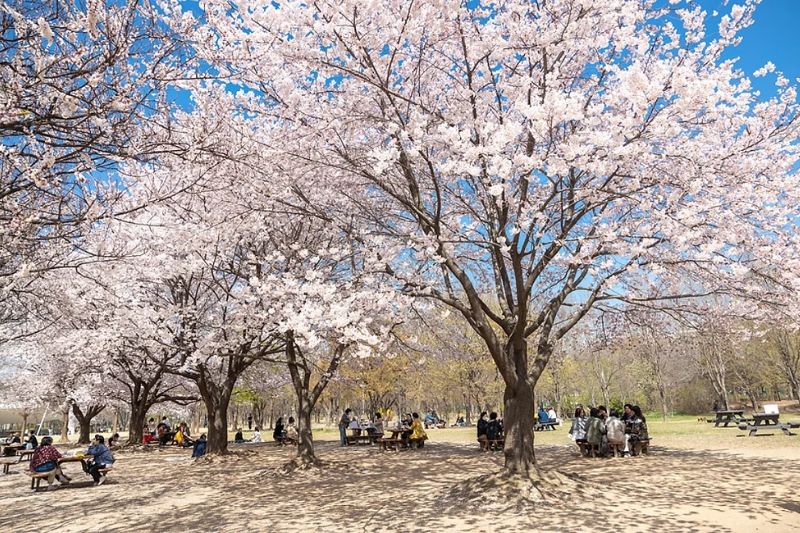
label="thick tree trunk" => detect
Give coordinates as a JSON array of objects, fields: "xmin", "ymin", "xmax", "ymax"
[
  {"xmin": 198, "ymin": 381, "xmax": 233, "ymax": 455},
  {"xmin": 127, "ymin": 392, "xmax": 150, "ymax": 445},
  {"xmin": 502, "ymin": 378, "xmax": 537, "ymax": 476},
  {"xmin": 296, "ymin": 399, "xmax": 318, "ymax": 465}
]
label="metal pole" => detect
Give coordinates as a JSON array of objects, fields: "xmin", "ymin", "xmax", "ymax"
[{"xmin": 35, "ymin": 407, "xmax": 48, "ymax": 436}]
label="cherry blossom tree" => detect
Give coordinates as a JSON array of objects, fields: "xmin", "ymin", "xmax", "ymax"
[
  {"xmin": 175, "ymin": 0, "xmax": 800, "ymax": 485},
  {"xmin": 0, "ymin": 0, "xmax": 185, "ymax": 341}
]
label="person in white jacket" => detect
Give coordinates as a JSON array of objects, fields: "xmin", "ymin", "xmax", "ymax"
[{"xmin": 605, "ymin": 410, "xmax": 626, "ymax": 457}]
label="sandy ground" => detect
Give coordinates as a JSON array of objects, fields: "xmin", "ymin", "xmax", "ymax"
[{"xmin": 1, "ymin": 421, "xmax": 798, "ymax": 532}]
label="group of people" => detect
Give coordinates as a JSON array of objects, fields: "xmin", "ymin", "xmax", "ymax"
[
  {"xmin": 144, "ymin": 416, "xmax": 195, "ymax": 448},
  {"xmin": 476, "ymin": 411, "xmax": 504, "ymax": 451},
  {"xmin": 568, "ymin": 404, "xmax": 649, "ymax": 457},
  {"xmin": 270, "ymin": 417, "xmax": 299, "ymax": 444},
  {"xmin": 337, "ymin": 409, "xmax": 428, "ymax": 448},
  {"xmin": 28, "ymin": 434, "xmax": 115, "ymax": 490}
]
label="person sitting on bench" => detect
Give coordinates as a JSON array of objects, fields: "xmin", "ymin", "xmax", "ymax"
[
  {"xmin": 486, "ymin": 412, "xmax": 503, "ymax": 450},
  {"xmin": 84, "ymin": 434, "xmax": 115, "ymax": 486},
  {"xmin": 285, "ymin": 417, "xmax": 299, "ymax": 443},
  {"xmin": 537, "ymin": 407, "xmax": 551, "ymax": 425},
  {"xmin": 273, "ymin": 418, "xmax": 285, "ymax": 443},
  {"xmin": 628, "ymin": 406, "xmax": 649, "ymax": 456},
  {"xmin": 477, "ymin": 412, "xmax": 489, "ymax": 451},
  {"xmin": 30, "ymin": 436, "xmax": 70, "ymax": 490},
  {"xmin": 409, "ymin": 412, "xmax": 428, "ymax": 448}
]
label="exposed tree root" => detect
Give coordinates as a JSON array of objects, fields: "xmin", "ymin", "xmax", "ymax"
[
  {"xmin": 263, "ymin": 456, "xmax": 352, "ymax": 478},
  {"xmin": 438, "ymin": 469, "xmax": 589, "ymax": 512},
  {"xmin": 193, "ymin": 449, "xmax": 258, "ymax": 465}
]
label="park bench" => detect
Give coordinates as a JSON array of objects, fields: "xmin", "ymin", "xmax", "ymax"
[
  {"xmin": 577, "ymin": 438, "xmax": 650, "ymax": 457},
  {"xmin": 378, "ymin": 438, "xmax": 403, "ymax": 452},
  {"xmin": 738, "ymin": 421, "xmax": 798, "ymax": 437},
  {"xmin": 1, "ymin": 457, "xmax": 16, "ymax": 474},
  {"xmin": 408, "ymin": 437, "xmax": 426, "ymax": 449},
  {"xmin": 27, "ymin": 467, "xmax": 113, "ymax": 491},
  {"xmin": 476, "ymin": 438, "xmax": 505, "ymax": 451},
  {"xmin": 275, "ymin": 436, "xmax": 297, "ymax": 446},
  {"xmin": 534, "ymin": 420, "xmax": 558, "ymax": 431},
  {"xmin": 345, "ymin": 434, "xmax": 374, "ymax": 446}
]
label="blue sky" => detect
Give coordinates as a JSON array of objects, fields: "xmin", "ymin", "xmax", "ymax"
[{"xmin": 704, "ymin": 0, "xmax": 800, "ymax": 88}]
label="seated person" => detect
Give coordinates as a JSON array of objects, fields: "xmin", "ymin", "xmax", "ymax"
[
  {"xmin": 108, "ymin": 433, "xmax": 121, "ymax": 448},
  {"xmin": 24, "ymin": 430, "xmax": 39, "ymax": 449},
  {"xmin": 409, "ymin": 412, "xmax": 428, "ymax": 448},
  {"xmin": 29, "ymin": 436, "xmax": 70, "ymax": 489},
  {"xmin": 192, "ymin": 434, "xmax": 207, "ymax": 458},
  {"xmin": 273, "ymin": 417, "xmax": 285, "ymax": 442},
  {"xmin": 284, "ymin": 417, "xmax": 299, "ymax": 442},
  {"xmin": 486, "ymin": 412, "xmax": 503, "ymax": 449},
  {"xmin": 547, "ymin": 407, "xmax": 559, "ymax": 424},
  {"xmin": 10, "ymin": 432, "xmax": 21, "ymax": 444},
  {"xmin": 251, "ymin": 427, "xmax": 263, "ymax": 443},
  {"xmin": 156, "ymin": 423, "xmax": 173, "ymax": 446},
  {"xmin": 234, "ymin": 428, "xmax": 246, "ymax": 444},
  {"xmin": 84, "ymin": 434, "xmax": 115, "ymax": 486},
  {"xmin": 369, "ymin": 413, "xmax": 384, "ymax": 437},
  {"xmin": 537, "ymin": 407, "xmax": 550, "ymax": 424},
  {"xmin": 477, "ymin": 412, "xmax": 489, "ymax": 451},
  {"xmin": 348, "ymin": 417, "xmax": 362, "ymax": 436}
]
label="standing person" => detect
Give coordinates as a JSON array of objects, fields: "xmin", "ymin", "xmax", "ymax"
[
  {"xmin": 29, "ymin": 436, "xmax": 70, "ymax": 490},
  {"xmin": 247, "ymin": 413, "xmax": 253, "ymax": 431},
  {"xmin": 85, "ymin": 434, "xmax": 115, "ymax": 486},
  {"xmin": 569, "ymin": 407, "xmax": 588, "ymax": 454},
  {"xmin": 606, "ymin": 410, "xmax": 626, "ymax": 457},
  {"xmin": 477, "ymin": 411, "xmax": 489, "ymax": 451},
  {"xmin": 338, "ymin": 409, "xmax": 352, "ymax": 447}
]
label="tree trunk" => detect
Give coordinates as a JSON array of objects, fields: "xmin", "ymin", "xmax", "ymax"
[
  {"xmin": 128, "ymin": 409, "xmax": 146, "ymax": 445},
  {"xmin": 127, "ymin": 391, "xmax": 150, "ymax": 445},
  {"xmin": 72, "ymin": 403, "xmax": 105, "ymax": 444},
  {"xmin": 502, "ymin": 378, "xmax": 537, "ymax": 476},
  {"xmin": 197, "ymin": 378, "xmax": 233, "ymax": 455},
  {"xmin": 112, "ymin": 408, "xmax": 120, "ymax": 434},
  {"xmin": 60, "ymin": 406, "xmax": 70, "ymax": 443},
  {"xmin": 296, "ymin": 397, "xmax": 318, "ymax": 465},
  {"xmin": 659, "ymin": 385, "xmax": 668, "ymax": 422}
]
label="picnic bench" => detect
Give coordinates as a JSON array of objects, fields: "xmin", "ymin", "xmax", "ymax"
[
  {"xmin": 534, "ymin": 420, "xmax": 558, "ymax": 431},
  {"xmin": 738, "ymin": 413, "xmax": 799, "ymax": 436},
  {"xmin": 711, "ymin": 410, "xmax": 745, "ymax": 427},
  {"xmin": 28, "ymin": 465, "xmax": 113, "ymax": 491},
  {"xmin": 1, "ymin": 457, "xmax": 16, "ymax": 474},
  {"xmin": 578, "ymin": 438, "xmax": 651, "ymax": 457},
  {"xmin": 346, "ymin": 434, "xmax": 376, "ymax": 446},
  {"xmin": 275, "ymin": 436, "xmax": 298, "ymax": 446}
]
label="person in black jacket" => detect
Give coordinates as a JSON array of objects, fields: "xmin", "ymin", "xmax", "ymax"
[
  {"xmin": 486, "ymin": 412, "xmax": 504, "ymax": 450},
  {"xmin": 273, "ymin": 417, "xmax": 285, "ymax": 443},
  {"xmin": 477, "ymin": 412, "xmax": 489, "ymax": 451}
]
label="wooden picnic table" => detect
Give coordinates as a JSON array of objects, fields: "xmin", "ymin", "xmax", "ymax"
[
  {"xmin": 739, "ymin": 413, "xmax": 798, "ymax": 437},
  {"xmin": 712, "ymin": 410, "xmax": 744, "ymax": 427}
]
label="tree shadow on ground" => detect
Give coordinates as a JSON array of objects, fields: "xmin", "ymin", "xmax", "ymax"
[{"xmin": 1, "ymin": 441, "xmax": 798, "ymax": 532}]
